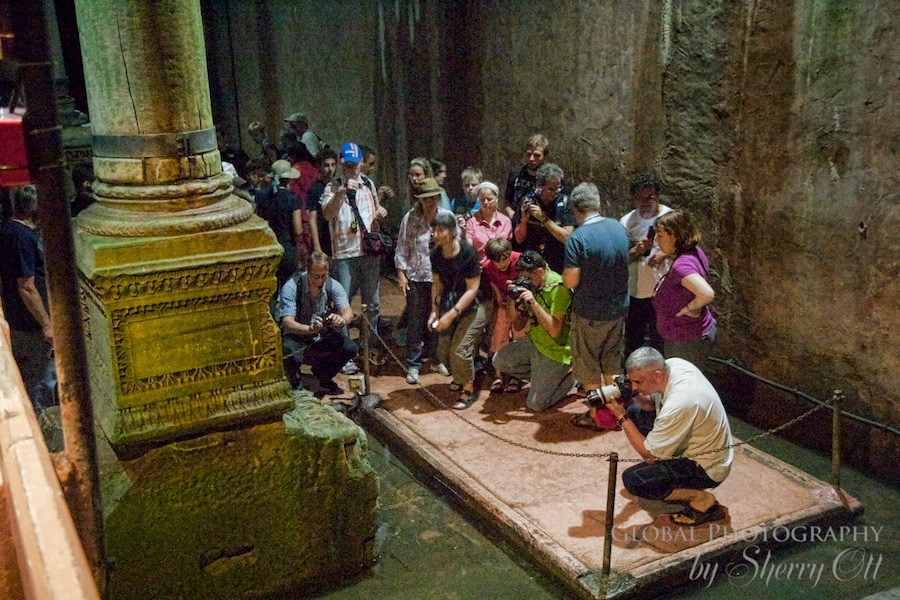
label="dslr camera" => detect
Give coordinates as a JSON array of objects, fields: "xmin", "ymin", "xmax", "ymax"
[
  {"xmin": 586, "ymin": 374, "xmax": 636, "ymax": 407},
  {"xmin": 508, "ymin": 276, "xmax": 534, "ymax": 312}
]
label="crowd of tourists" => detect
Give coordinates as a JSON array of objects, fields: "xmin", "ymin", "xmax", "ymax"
[{"xmin": 0, "ymin": 120, "xmax": 732, "ymax": 528}]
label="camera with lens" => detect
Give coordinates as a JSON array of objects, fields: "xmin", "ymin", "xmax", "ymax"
[
  {"xmin": 509, "ymin": 276, "xmax": 534, "ymax": 312},
  {"xmin": 586, "ymin": 374, "xmax": 635, "ymax": 407}
]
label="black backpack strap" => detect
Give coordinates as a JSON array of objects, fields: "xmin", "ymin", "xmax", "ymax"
[
  {"xmin": 324, "ymin": 276, "xmax": 337, "ymax": 314},
  {"xmin": 360, "ymin": 174, "xmax": 377, "ymax": 196}
]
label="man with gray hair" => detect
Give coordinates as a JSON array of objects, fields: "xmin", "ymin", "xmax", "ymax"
[
  {"xmin": 603, "ymin": 347, "xmax": 733, "ymax": 525},
  {"xmin": 563, "ymin": 182, "xmax": 631, "ymax": 431},
  {"xmin": 511, "ymin": 162, "xmax": 575, "ymax": 272}
]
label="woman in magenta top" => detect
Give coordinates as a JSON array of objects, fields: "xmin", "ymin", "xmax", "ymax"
[{"xmin": 652, "ymin": 210, "xmax": 717, "ymax": 369}]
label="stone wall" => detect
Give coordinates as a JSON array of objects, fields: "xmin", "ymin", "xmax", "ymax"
[{"xmin": 202, "ymin": 0, "xmax": 898, "ymax": 472}]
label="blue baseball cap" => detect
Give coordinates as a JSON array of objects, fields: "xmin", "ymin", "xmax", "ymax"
[{"xmin": 340, "ymin": 142, "xmax": 362, "ymax": 164}]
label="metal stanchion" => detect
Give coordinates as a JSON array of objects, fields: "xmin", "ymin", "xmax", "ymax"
[
  {"xmin": 360, "ymin": 304, "xmax": 371, "ymax": 396},
  {"xmin": 603, "ymin": 452, "xmax": 619, "ymax": 578},
  {"xmin": 831, "ymin": 390, "xmax": 844, "ymax": 490}
]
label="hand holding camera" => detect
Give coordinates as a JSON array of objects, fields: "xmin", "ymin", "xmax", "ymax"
[
  {"xmin": 345, "ymin": 178, "xmax": 359, "ymax": 202},
  {"xmin": 640, "ymin": 225, "xmax": 656, "ymax": 257},
  {"xmin": 586, "ymin": 374, "xmax": 636, "ymax": 408},
  {"xmin": 311, "ymin": 312, "xmax": 339, "ymax": 339},
  {"xmin": 508, "ymin": 276, "xmax": 535, "ymax": 313}
]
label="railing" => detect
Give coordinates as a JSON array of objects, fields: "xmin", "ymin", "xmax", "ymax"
[{"xmin": 0, "ymin": 317, "xmax": 100, "ymax": 600}]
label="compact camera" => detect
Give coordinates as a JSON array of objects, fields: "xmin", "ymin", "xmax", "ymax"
[
  {"xmin": 586, "ymin": 374, "xmax": 635, "ymax": 407},
  {"xmin": 520, "ymin": 190, "xmax": 539, "ymax": 210},
  {"xmin": 312, "ymin": 312, "xmax": 338, "ymax": 341},
  {"xmin": 642, "ymin": 225, "xmax": 656, "ymax": 257}
]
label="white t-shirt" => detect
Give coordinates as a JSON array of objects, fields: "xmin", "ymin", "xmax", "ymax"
[
  {"xmin": 620, "ymin": 204, "xmax": 671, "ymax": 298},
  {"xmin": 643, "ymin": 358, "xmax": 733, "ymax": 482}
]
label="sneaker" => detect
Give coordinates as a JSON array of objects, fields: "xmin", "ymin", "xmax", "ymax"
[
  {"xmin": 341, "ymin": 360, "xmax": 359, "ymax": 375},
  {"xmin": 431, "ymin": 362, "xmax": 450, "ymax": 377},
  {"xmin": 406, "ymin": 367, "xmax": 420, "ymax": 385}
]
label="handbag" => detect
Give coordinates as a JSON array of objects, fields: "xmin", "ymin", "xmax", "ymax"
[{"xmin": 362, "ymin": 230, "xmax": 393, "ymax": 256}]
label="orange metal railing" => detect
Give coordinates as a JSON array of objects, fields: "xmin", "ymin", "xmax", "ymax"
[{"xmin": 0, "ymin": 314, "xmax": 100, "ymax": 600}]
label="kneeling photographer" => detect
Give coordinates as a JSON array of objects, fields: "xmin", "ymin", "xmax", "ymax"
[
  {"xmin": 278, "ymin": 251, "xmax": 359, "ymax": 396},
  {"xmin": 490, "ymin": 251, "xmax": 574, "ymax": 412},
  {"xmin": 597, "ymin": 347, "xmax": 734, "ymax": 526}
]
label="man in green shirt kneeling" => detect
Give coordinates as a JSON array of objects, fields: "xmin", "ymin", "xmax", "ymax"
[{"xmin": 491, "ymin": 251, "xmax": 574, "ymax": 412}]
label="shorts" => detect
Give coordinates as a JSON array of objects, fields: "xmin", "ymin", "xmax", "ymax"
[{"xmin": 570, "ymin": 313, "xmax": 624, "ymax": 385}]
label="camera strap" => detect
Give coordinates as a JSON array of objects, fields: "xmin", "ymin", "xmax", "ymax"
[{"xmin": 346, "ymin": 175, "xmax": 381, "ymax": 233}]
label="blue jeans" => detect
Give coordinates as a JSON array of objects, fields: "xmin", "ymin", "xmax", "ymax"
[
  {"xmin": 622, "ymin": 458, "xmax": 720, "ymax": 500},
  {"xmin": 623, "ymin": 296, "xmax": 664, "ymax": 364},
  {"xmin": 331, "ymin": 254, "xmax": 381, "ymax": 336}
]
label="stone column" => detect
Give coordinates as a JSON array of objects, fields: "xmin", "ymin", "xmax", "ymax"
[{"xmin": 73, "ymin": 0, "xmax": 292, "ymax": 449}]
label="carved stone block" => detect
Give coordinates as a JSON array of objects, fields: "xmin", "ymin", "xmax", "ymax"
[{"xmin": 75, "ymin": 213, "xmax": 294, "ymax": 449}]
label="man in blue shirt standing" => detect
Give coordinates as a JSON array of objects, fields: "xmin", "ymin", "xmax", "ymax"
[
  {"xmin": 562, "ymin": 182, "xmax": 631, "ymax": 431},
  {"xmin": 0, "ymin": 185, "xmax": 56, "ymax": 412}
]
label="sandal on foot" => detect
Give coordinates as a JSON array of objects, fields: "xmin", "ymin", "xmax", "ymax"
[
  {"xmin": 490, "ymin": 378, "xmax": 506, "ymax": 393},
  {"xmin": 453, "ymin": 389, "xmax": 478, "ymax": 410},
  {"xmin": 448, "ymin": 382, "xmax": 463, "ymax": 392},
  {"xmin": 504, "ymin": 378, "xmax": 522, "ymax": 393},
  {"xmin": 571, "ymin": 411, "xmax": 606, "ymax": 432},
  {"xmin": 670, "ymin": 502, "xmax": 725, "ymax": 526}
]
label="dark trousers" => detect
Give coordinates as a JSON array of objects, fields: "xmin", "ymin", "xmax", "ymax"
[
  {"xmin": 405, "ymin": 281, "xmax": 436, "ymax": 367},
  {"xmin": 283, "ymin": 330, "xmax": 359, "ymax": 386},
  {"xmin": 622, "ymin": 458, "xmax": 719, "ymax": 500},
  {"xmin": 623, "ymin": 296, "xmax": 664, "ymax": 363}
]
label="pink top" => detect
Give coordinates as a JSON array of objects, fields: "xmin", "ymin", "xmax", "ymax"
[{"xmin": 465, "ymin": 209, "xmax": 512, "ymax": 259}]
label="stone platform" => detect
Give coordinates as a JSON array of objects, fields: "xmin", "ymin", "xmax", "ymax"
[
  {"xmin": 316, "ymin": 280, "xmax": 862, "ymax": 598},
  {"xmin": 350, "ymin": 371, "xmax": 860, "ymax": 598},
  {"xmin": 320, "ymin": 282, "xmax": 862, "ymax": 599}
]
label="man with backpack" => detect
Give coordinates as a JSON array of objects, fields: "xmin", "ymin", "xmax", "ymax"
[{"xmin": 277, "ymin": 251, "xmax": 358, "ymax": 396}]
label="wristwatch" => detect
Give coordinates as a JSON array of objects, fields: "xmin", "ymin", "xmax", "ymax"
[{"xmin": 616, "ymin": 415, "xmax": 629, "ymax": 427}]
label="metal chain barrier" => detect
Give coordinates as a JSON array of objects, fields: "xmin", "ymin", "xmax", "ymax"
[{"xmin": 361, "ymin": 319, "xmax": 837, "ymax": 463}]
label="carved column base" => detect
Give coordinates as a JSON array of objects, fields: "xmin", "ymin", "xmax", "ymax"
[{"xmin": 75, "ymin": 212, "xmax": 293, "ymax": 449}]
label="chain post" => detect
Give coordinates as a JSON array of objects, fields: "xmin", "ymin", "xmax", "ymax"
[
  {"xmin": 831, "ymin": 390, "xmax": 844, "ymax": 491},
  {"xmin": 360, "ymin": 304, "xmax": 371, "ymax": 395},
  {"xmin": 602, "ymin": 452, "xmax": 619, "ymax": 578}
]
